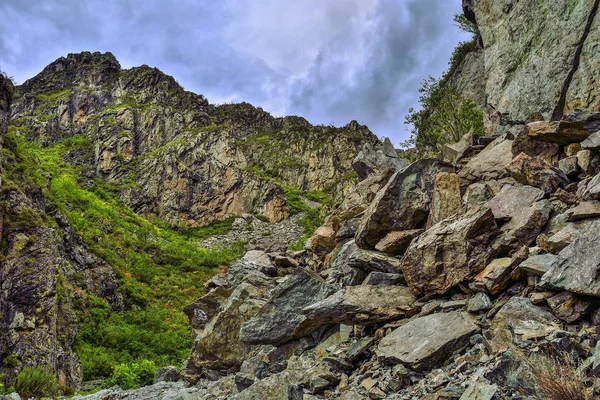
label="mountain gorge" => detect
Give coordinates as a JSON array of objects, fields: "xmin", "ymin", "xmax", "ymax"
[{"xmin": 4, "ymin": 0, "xmax": 600, "ymax": 399}]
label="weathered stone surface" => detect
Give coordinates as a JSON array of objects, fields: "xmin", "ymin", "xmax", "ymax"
[
  {"xmin": 581, "ymin": 131, "xmax": 600, "ymax": 150},
  {"xmin": 240, "ymin": 269, "xmax": 335, "ymax": 346},
  {"xmin": 462, "ymin": 182, "xmax": 497, "ymax": 209},
  {"xmin": 352, "ymin": 138, "xmax": 409, "ymax": 180},
  {"xmin": 486, "ymin": 184, "xmax": 551, "ymax": 252},
  {"xmin": 547, "ymin": 292, "xmax": 592, "ymax": 323},
  {"xmin": 310, "ymin": 226, "xmax": 337, "ymax": 257},
  {"xmin": 577, "ymin": 149, "xmax": 596, "ymax": 174},
  {"xmin": 538, "ymin": 221, "xmax": 593, "ymax": 254},
  {"xmin": 441, "ymin": 132, "xmax": 474, "ymax": 165},
  {"xmin": 355, "ymin": 159, "xmax": 452, "ymax": 248},
  {"xmin": 507, "ymin": 153, "xmax": 569, "ymax": 196},
  {"xmin": 578, "ymin": 174, "xmax": 600, "ymax": 200},
  {"xmin": 558, "ymin": 156, "xmax": 580, "ymax": 178},
  {"xmin": 376, "ymin": 311, "xmax": 479, "ymax": 370},
  {"xmin": 471, "ymin": 258, "xmax": 513, "ymax": 295},
  {"xmin": 426, "ymin": 172, "xmax": 463, "ymax": 228},
  {"xmin": 511, "ymin": 129, "xmax": 560, "ymax": 162},
  {"xmin": 516, "ymin": 254, "xmax": 557, "ymax": 276},
  {"xmin": 541, "ymin": 220, "xmax": 600, "ymax": 296},
  {"xmin": 526, "ymin": 120, "xmax": 592, "ymax": 145},
  {"xmin": 466, "ymin": 292, "xmax": 493, "ymax": 313},
  {"xmin": 459, "ymin": 137, "xmax": 513, "ymax": 184},
  {"xmin": 485, "ymin": 297, "xmax": 556, "ymax": 354},
  {"xmin": 459, "ymin": 382, "xmax": 497, "ymax": 400},
  {"xmin": 401, "ymin": 208, "xmax": 498, "ymax": 296},
  {"xmin": 153, "ymin": 366, "xmax": 179, "ymax": 384},
  {"xmin": 565, "ymin": 200, "xmax": 600, "ymax": 221},
  {"xmin": 473, "ymin": 0, "xmax": 596, "ymax": 123},
  {"xmin": 362, "ymin": 272, "xmax": 404, "ymax": 286},
  {"xmin": 565, "ymin": 143, "xmax": 583, "ymax": 156},
  {"xmin": 302, "ymin": 285, "xmax": 419, "ymax": 326},
  {"xmin": 374, "ymin": 229, "xmax": 423, "ymax": 255}
]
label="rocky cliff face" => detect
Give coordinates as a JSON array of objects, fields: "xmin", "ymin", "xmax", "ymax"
[
  {"xmin": 11, "ymin": 52, "xmax": 383, "ymax": 225},
  {"xmin": 0, "ymin": 76, "xmax": 122, "ymax": 389}
]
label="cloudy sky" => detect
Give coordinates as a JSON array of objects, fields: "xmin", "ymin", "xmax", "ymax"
[{"xmin": 0, "ymin": 0, "xmax": 470, "ymax": 145}]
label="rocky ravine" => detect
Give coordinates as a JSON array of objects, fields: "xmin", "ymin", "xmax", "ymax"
[{"xmin": 62, "ymin": 1, "xmax": 600, "ymax": 399}]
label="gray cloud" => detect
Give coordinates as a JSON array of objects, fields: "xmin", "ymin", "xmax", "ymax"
[{"xmin": 0, "ymin": 0, "xmax": 470, "ymax": 144}]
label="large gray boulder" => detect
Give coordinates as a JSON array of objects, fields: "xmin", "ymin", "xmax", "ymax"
[
  {"xmin": 401, "ymin": 208, "xmax": 498, "ymax": 296},
  {"xmin": 376, "ymin": 311, "xmax": 479, "ymax": 370},
  {"xmin": 352, "ymin": 138, "xmax": 409, "ymax": 180},
  {"xmin": 540, "ymin": 219, "xmax": 600, "ymax": 296},
  {"xmin": 301, "ymin": 285, "xmax": 419, "ymax": 326},
  {"xmin": 458, "ymin": 137, "xmax": 513, "ymax": 184},
  {"xmin": 240, "ymin": 269, "xmax": 335, "ymax": 346},
  {"xmin": 355, "ymin": 159, "xmax": 452, "ymax": 248}
]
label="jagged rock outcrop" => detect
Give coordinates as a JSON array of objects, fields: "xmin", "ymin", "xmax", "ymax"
[{"xmin": 11, "ymin": 52, "xmax": 380, "ymax": 226}]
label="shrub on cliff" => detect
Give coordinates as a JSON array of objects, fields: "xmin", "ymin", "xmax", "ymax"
[{"xmin": 14, "ymin": 366, "xmax": 59, "ymax": 399}]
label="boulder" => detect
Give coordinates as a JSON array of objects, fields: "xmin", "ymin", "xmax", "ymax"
[
  {"xmin": 540, "ymin": 220, "xmax": 600, "ymax": 296},
  {"xmin": 458, "ymin": 137, "xmax": 513, "ymax": 184},
  {"xmin": 355, "ymin": 159, "xmax": 453, "ymax": 248},
  {"xmin": 507, "ymin": 153, "xmax": 569, "ymax": 196},
  {"xmin": 516, "ymin": 254, "xmax": 557, "ymax": 276},
  {"xmin": 310, "ymin": 226, "xmax": 337, "ymax": 256},
  {"xmin": 471, "ymin": 258, "xmax": 514, "ymax": 294},
  {"xmin": 577, "ymin": 149, "xmax": 596, "ymax": 174},
  {"xmin": 441, "ymin": 131, "xmax": 473, "ymax": 164},
  {"xmin": 538, "ymin": 220, "xmax": 595, "ymax": 254},
  {"xmin": 462, "ymin": 181, "xmax": 497, "ymax": 209},
  {"xmin": 362, "ymin": 271, "xmax": 404, "ymax": 286},
  {"xmin": 301, "ymin": 285, "xmax": 419, "ymax": 326},
  {"xmin": 582, "ymin": 131, "xmax": 600, "ymax": 150},
  {"xmin": 526, "ymin": 120, "xmax": 592, "ymax": 145},
  {"xmin": 466, "ymin": 292, "xmax": 493, "ymax": 313},
  {"xmin": 578, "ymin": 174, "xmax": 600, "ymax": 200},
  {"xmin": 401, "ymin": 208, "xmax": 498, "ymax": 296},
  {"xmin": 511, "ymin": 130, "xmax": 559, "ymax": 162},
  {"xmin": 240, "ymin": 269, "xmax": 335, "ymax": 346},
  {"xmin": 546, "ymin": 292, "xmax": 592, "ymax": 323},
  {"xmin": 426, "ymin": 172, "xmax": 463, "ymax": 228},
  {"xmin": 486, "ymin": 184, "xmax": 551, "ymax": 253},
  {"xmin": 459, "ymin": 382, "xmax": 497, "ymax": 400},
  {"xmin": 558, "ymin": 156, "xmax": 580, "ymax": 178},
  {"xmin": 153, "ymin": 366, "xmax": 179, "ymax": 384},
  {"xmin": 565, "ymin": 200, "xmax": 600, "ymax": 221},
  {"xmin": 352, "ymin": 138, "xmax": 409, "ymax": 180},
  {"xmin": 376, "ymin": 311, "xmax": 479, "ymax": 370},
  {"xmin": 374, "ymin": 229, "xmax": 423, "ymax": 255}
]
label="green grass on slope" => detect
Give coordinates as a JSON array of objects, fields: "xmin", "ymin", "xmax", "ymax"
[{"xmin": 2, "ymin": 127, "xmax": 243, "ymax": 383}]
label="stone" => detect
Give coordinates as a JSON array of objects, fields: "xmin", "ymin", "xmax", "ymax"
[
  {"xmin": 546, "ymin": 292, "xmax": 592, "ymax": 323},
  {"xmin": 302, "ymin": 285, "xmax": 419, "ymax": 326},
  {"xmin": 507, "ymin": 153, "xmax": 570, "ymax": 196},
  {"xmin": 459, "ymin": 382, "xmax": 497, "ymax": 400},
  {"xmin": 240, "ymin": 269, "xmax": 335, "ymax": 346},
  {"xmin": 486, "ymin": 184, "xmax": 550, "ymax": 252},
  {"xmin": 441, "ymin": 131, "xmax": 473, "ymax": 164},
  {"xmin": 565, "ymin": 143, "xmax": 582, "ymax": 156},
  {"xmin": 426, "ymin": 172, "xmax": 463, "ymax": 228},
  {"xmin": 511, "ymin": 130, "xmax": 560, "ymax": 162},
  {"xmin": 462, "ymin": 182, "xmax": 497, "ymax": 209},
  {"xmin": 458, "ymin": 137, "xmax": 513, "ymax": 184},
  {"xmin": 401, "ymin": 208, "xmax": 498, "ymax": 296},
  {"xmin": 540, "ymin": 220, "xmax": 600, "ymax": 297},
  {"xmin": 516, "ymin": 254, "xmax": 557, "ymax": 276},
  {"xmin": 581, "ymin": 131, "xmax": 600, "ymax": 150},
  {"xmin": 352, "ymin": 138, "xmax": 409, "ymax": 180},
  {"xmin": 203, "ymin": 273, "xmax": 228, "ymax": 291},
  {"xmin": 355, "ymin": 158, "xmax": 453, "ymax": 248},
  {"xmin": 310, "ymin": 226, "xmax": 337, "ymax": 256},
  {"xmin": 345, "ymin": 337, "xmax": 374, "ymax": 362},
  {"xmin": 526, "ymin": 120, "xmax": 592, "ymax": 145},
  {"xmin": 577, "ymin": 149, "xmax": 595, "ymax": 174},
  {"xmin": 376, "ymin": 311, "xmax": 479, "ymax": 370},
  {"xmin": 538, "ymin": 221, "xmax": 594, "ymax": 254},
  {"xmin": 565, "ymin": 200, "xmax": 600, "ymax": 221},
  {"xmin": 152, "ymin": 366, "xmax": 179, "ymax": 384},
  {"xmin": 374, "ymin": 229, "xmax": 423, "ymax": 255},
  {"xmin": 362, "ymin": 271, "xmax": 404, "ymax": 286},
  {"xmin": 485, "ymin": 297, "xmax": 556, "ymax": 354},
  {"xmin": 558, "ymin": 156, "xmax": 580, "ymax": 178},
  {"xmin": 467, "ymin": 292, "xmax": 493, "ymax": 313}
]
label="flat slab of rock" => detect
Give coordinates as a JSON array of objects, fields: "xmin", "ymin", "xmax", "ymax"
[
  {"xmin": 459, "ymin": 381, "xmax": 497, "ymax": 400},
  {"xmin": 427, "ymin": 172, "xmax": 463, "ymax": 228},
  {"xmin": 376, "ymin": 310, "xmax": 479, "ymax": 370},
  {"xmin": 355, "ymin": 158, "xmax": 452, "ymax": 248},
  {"xmin": 516, "ymin": 254, "xmax": 556, "ymax": 276},
  {"xmin": 526, "ymin": 120, "xmax": 592, "ymax": 145},
  {"xmin": 458, "ymin": 137, "xmax": 513, "ymax": 184},
  {"xmin": 374, "ymin": 229, "xmax": 423, "ymax": 255},
  {"xmin": 565, "ymin": 200, "xmax": 600, "ymax": 221},
  {"xmin": 302, "ymin": 285, "xmax": 419, "ymax": 326},
  {"xmin": 240, "ymin": 269, "xmax": 335, "ymax": 346},
  {"xmin": 402, "ymin": 208, "xmax": 498, "ymax": 296},
  {"xmin": 507, "ymin": 153, "xmax": 569, "ymax": 196},
  {"xmin": 540, "ymin": 220, "xmax": 600, "ymax": 297}
]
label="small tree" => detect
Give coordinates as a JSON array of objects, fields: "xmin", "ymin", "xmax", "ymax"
[
  {"xmin": 14, "ymin": 366, "xmax": 59, "ymax": 399},
  {"xmin": 454, "ymin": 13, "xmax": 479, "ymax": 38}
]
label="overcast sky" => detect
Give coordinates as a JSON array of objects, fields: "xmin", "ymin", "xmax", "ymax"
[{"xmin": 0, "ymin": 0, "xmax": 470, "ymax": 145}]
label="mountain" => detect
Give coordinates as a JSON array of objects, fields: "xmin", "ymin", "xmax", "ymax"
[{"xmin": 0, "ymin": 53, "xmax": 404, "ymax": 391}]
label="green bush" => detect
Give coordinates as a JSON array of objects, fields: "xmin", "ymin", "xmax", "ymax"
[
  {"xmin": 104, "ymin": 360, "xmax": 156, "ymax": 390},
  {"xmin": 14, "ymin": 366, "xmax": 59, "ymax": 399}
]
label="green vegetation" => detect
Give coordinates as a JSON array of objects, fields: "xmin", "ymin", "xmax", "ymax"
[
  {"xmin": 2, "ymin": 127, "xmax": 243, "ymax": 386},
  {"xmin": 103, "ymin": 360, "xmax": 156, "ymax": 390},
  {"xmin": 34, "ymin": 87, "xmax": 72, "ymax": 103},
  {"xmin": 14, "ymin": 366, "xmax": 59, "ymax": 399},
  {"xmin": 283, "ymin": 186, "xmax": 330, "ymax": 250},
  {"xmin": 403, "ymin": 14, "xmax": 483, "ymax": 153}
]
